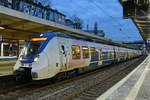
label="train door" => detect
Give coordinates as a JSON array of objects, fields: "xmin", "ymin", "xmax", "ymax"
[
  {"xmin": 98, "ymin": 49, "xmax": 103, "ymax": 65},
  {"xmin": 118, "ymin": 49, "xmax": 120, "ymax": 62},
  {"xmin": 59, "ymin": 44, "xmax": 68, "ymax": 71},
  {"xmin": 113, "ymin": 48, "xmax": 116, "ymax": 60}
]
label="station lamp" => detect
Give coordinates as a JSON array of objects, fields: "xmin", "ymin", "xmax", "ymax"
[{"xmin": 0, "ymin": 26, "xmax": 5, "ymax": 30}]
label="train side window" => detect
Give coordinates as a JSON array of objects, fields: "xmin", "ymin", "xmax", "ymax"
[
  {"xmin": 61, "ymin": 45, "xmax": 65, "ymax": 54},
  {"xmin": 99, "ymin": 49, "xmax": 102, "ymax": 61},
  {"xmin": 107, "ymin": 51, "xmax": 111, "ymax": 59},
  {"xmin": 72, "ymin": 45, "xmax": 80, "ymax": 59},
  {"xmin": 110, "ymin": 51, "xmax": 112, "ymax": 59},
  {"xmin": 112, "ymin": 51, "xmax": 114, "ymax": 58},
  {"xmin": 82, "ymin": 46, "xmax": 89, "ymax": 59},
  {"xmin": 90, "ymin": 47, "xmax": 96, "ymax": 58}
]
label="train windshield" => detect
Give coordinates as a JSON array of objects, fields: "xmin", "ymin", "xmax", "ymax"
[{"xmin": 23, "ymin": 37, "xmax": 47, "ymax": 57}]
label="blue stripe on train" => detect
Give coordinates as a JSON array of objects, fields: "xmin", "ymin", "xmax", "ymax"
[
  {"xmin": 89, "ymin": 51, "xmax": 109, "ymax": 66},
  {"xmin": 102, "ymin": 52, "xmax": 108, "ymax": 60},
  {"xmin": 90, "ymin": 51, "xmax": 99, "ymax": 66}
]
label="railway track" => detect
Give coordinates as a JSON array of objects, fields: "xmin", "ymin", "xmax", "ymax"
[
  {"xmin": 67, "ymin": 56, "xmax": 145, "ymax": 100},
  {"xmin": 0, "ymin": 56, "xmax": 146, "ymax": 100},
  {"xmin": 0, "ymin": 75, "xmax": 16, "ymax": 88}
]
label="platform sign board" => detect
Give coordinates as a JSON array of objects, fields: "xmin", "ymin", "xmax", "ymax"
[{"xmin": 147, "ymin": 38, "xmax": 150, "ymax": 46}]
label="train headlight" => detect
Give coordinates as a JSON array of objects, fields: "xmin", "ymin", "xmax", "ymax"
[
  {"xmin": 19, "ymin": 56, "xmax": 23, "ymax": 61},
  {"xmin": 34, "ymin": 55, "xmax": 39, "ymax": 62}
]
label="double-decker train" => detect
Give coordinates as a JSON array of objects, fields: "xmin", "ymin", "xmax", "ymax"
[{"xmin": 13, "ymin": 32, "xmax": 142, "ymax": 80}]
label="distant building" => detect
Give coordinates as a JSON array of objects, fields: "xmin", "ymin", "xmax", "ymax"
[
  {"xmin": 65, "ymin": 19, "xmax": 74, "ymax": 28},
  {"xmin": 65, "ymin": 19, "xmax": 82, "ymax": 29}
]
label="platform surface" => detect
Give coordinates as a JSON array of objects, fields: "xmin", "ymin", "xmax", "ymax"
[
  {"xmin": 0, "ymin": 56, "xmax": 16, "ymax": 76},
  {"xmin": 97, "ymin": 55, "xmax": 150, "ymax": 100},
  {"xmin": 0, "ymin": 56, "xmax": 17, "ymax": 61}
]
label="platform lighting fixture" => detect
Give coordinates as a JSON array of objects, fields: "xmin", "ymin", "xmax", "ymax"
[{"xmin": 0, "ymin": 26, "xmax": 5, "ymax": 30}]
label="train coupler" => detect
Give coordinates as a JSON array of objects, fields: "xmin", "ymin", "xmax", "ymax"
[{"xmin": 13, "ymin": 67, "xmax": 32, "ymax": 81}]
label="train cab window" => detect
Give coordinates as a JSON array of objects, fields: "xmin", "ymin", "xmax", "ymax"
[
  {"xmin": 82, "ymin": 46, "xmax": 89, "ymax": 59},
  {"xmin": 72, "ymin": 46, "xmax": 81, "ymax": 59},
  {"xmin": 24, "ymin": 37, "xmax": 47, "ymax": 57},
  {"xmin": 90, "ymin": 47, "xmax": 96, "ymax": 58}
]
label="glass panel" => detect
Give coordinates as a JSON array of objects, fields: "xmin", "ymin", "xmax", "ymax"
[
  {"xmin": 99, "ymin": 49, "xmax": 102, "ymax": 61},
  {"xmin": 90, "ymin": 47, "xmax": 96, "ymax": 58},
  {"xmin": 23, "ymin": 39, "xmax": 46, "ymax": 57},
  {"xmin": 72, "ymin": 46, "xmax": 80, "ymax": 59},
  {"xmin": 82, "ymin": 46, "xmax": 89, "ymax": 59},
  {"xmin": 49, "ymin": 11, "xmax": 54, "ymax": 21}
]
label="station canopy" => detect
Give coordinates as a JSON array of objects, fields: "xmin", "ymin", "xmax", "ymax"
[
  {"xmin": 120, "ymin": 0, "xmax": 150, "ymax": 46},
  {"xmin": 0, "ymin": 5, "xmax": 134, "ymax": 49}
]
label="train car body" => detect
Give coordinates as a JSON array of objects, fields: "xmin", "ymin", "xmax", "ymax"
[{"xmin": 13, "ymin": 32, "xmax": 142, "ymax": 80}]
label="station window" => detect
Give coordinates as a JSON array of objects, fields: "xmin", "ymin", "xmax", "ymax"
[
  {"xmin": 90, "ymin": 47, "xmax": 96, "ymax": 58},
  {"xmin": 72, "ymin": 45, "xmax": 80, "ymax": 59},
  {"xmin": 82, "ymin": 46, "xmax": 89, "ymax": 59}
]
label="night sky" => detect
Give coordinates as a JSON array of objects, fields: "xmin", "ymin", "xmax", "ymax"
[{"xmin": 40, "ymin": 0, "xmax": 143, "ymax": 42}]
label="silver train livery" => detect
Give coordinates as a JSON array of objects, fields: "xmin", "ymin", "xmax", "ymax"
[{"xmin": 13, "ymin": 32, "xmax": 142, "ymax": 80}]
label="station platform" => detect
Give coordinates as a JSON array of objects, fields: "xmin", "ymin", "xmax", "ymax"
[
  {"xmin": 0, "ymin": 56, "xmax": 17, "ymax": 61},
  {"xmin": 0, "ymin": 56, "xmax": 17, "ymax": 76},
  {"xmin": 97, "ymin": 55, "xmax": 150, "ymax": 100}
]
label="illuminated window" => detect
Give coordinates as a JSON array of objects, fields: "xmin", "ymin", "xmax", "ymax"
[
  {"xmin": 72, "ymin": 46, "xmax": 80, "ymax": 59},
  {"xmin": 90, "ymin": 47, "xmax": 96, "ymax": 58},
  {"xmin": 82, "ymin": 46, "xmax": 89, "ymax": 59},
  {"xmin": 99, "ymin": 49, "xmax": 102, "ymax": 61},
  {"xmin": 107, "ymin": 51, "xmax": 111, "ymax": 59},
  {"xmin": 111, "ymin": 51, "xmax": 114, "ymax": 58},
  {"xmin": 110, "ymin": 51, "xmax": 112, "ymax": 59}
]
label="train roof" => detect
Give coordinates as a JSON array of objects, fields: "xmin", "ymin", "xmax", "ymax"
[{"xmin": 34, "ymin": 32, "xmax": 140, "ymax": 51}]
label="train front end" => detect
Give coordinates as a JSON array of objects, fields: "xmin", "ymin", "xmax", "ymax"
[{"xmin": 13, "ymin": 33, "xmax": 55, "ymax": 80}]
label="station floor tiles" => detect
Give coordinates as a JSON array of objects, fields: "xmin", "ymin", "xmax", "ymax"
[{"xmin": 97, "ymin": 55, "xmax": 150, "ymax": 100}]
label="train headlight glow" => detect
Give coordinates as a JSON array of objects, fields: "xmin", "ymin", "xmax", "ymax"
[
  {"xmin": 34, "ymin": 56, "xmax": 39, "ymax": 62},
  {"xmin": 19, "ymin": 56, "xmax": 22, "ymax": 61}
]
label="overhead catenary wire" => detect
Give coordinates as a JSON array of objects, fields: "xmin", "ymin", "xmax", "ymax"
[
  {"xmin": 44, "ymin": 0, "xmax": 140, "ymax": 41},
  {"xmin": 91, "ymin": 1, "xmax": 138, "ymax": 40},
  {"xmin": 70, "ymin": 0, "xmax": 132, "ymax": 40}
]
